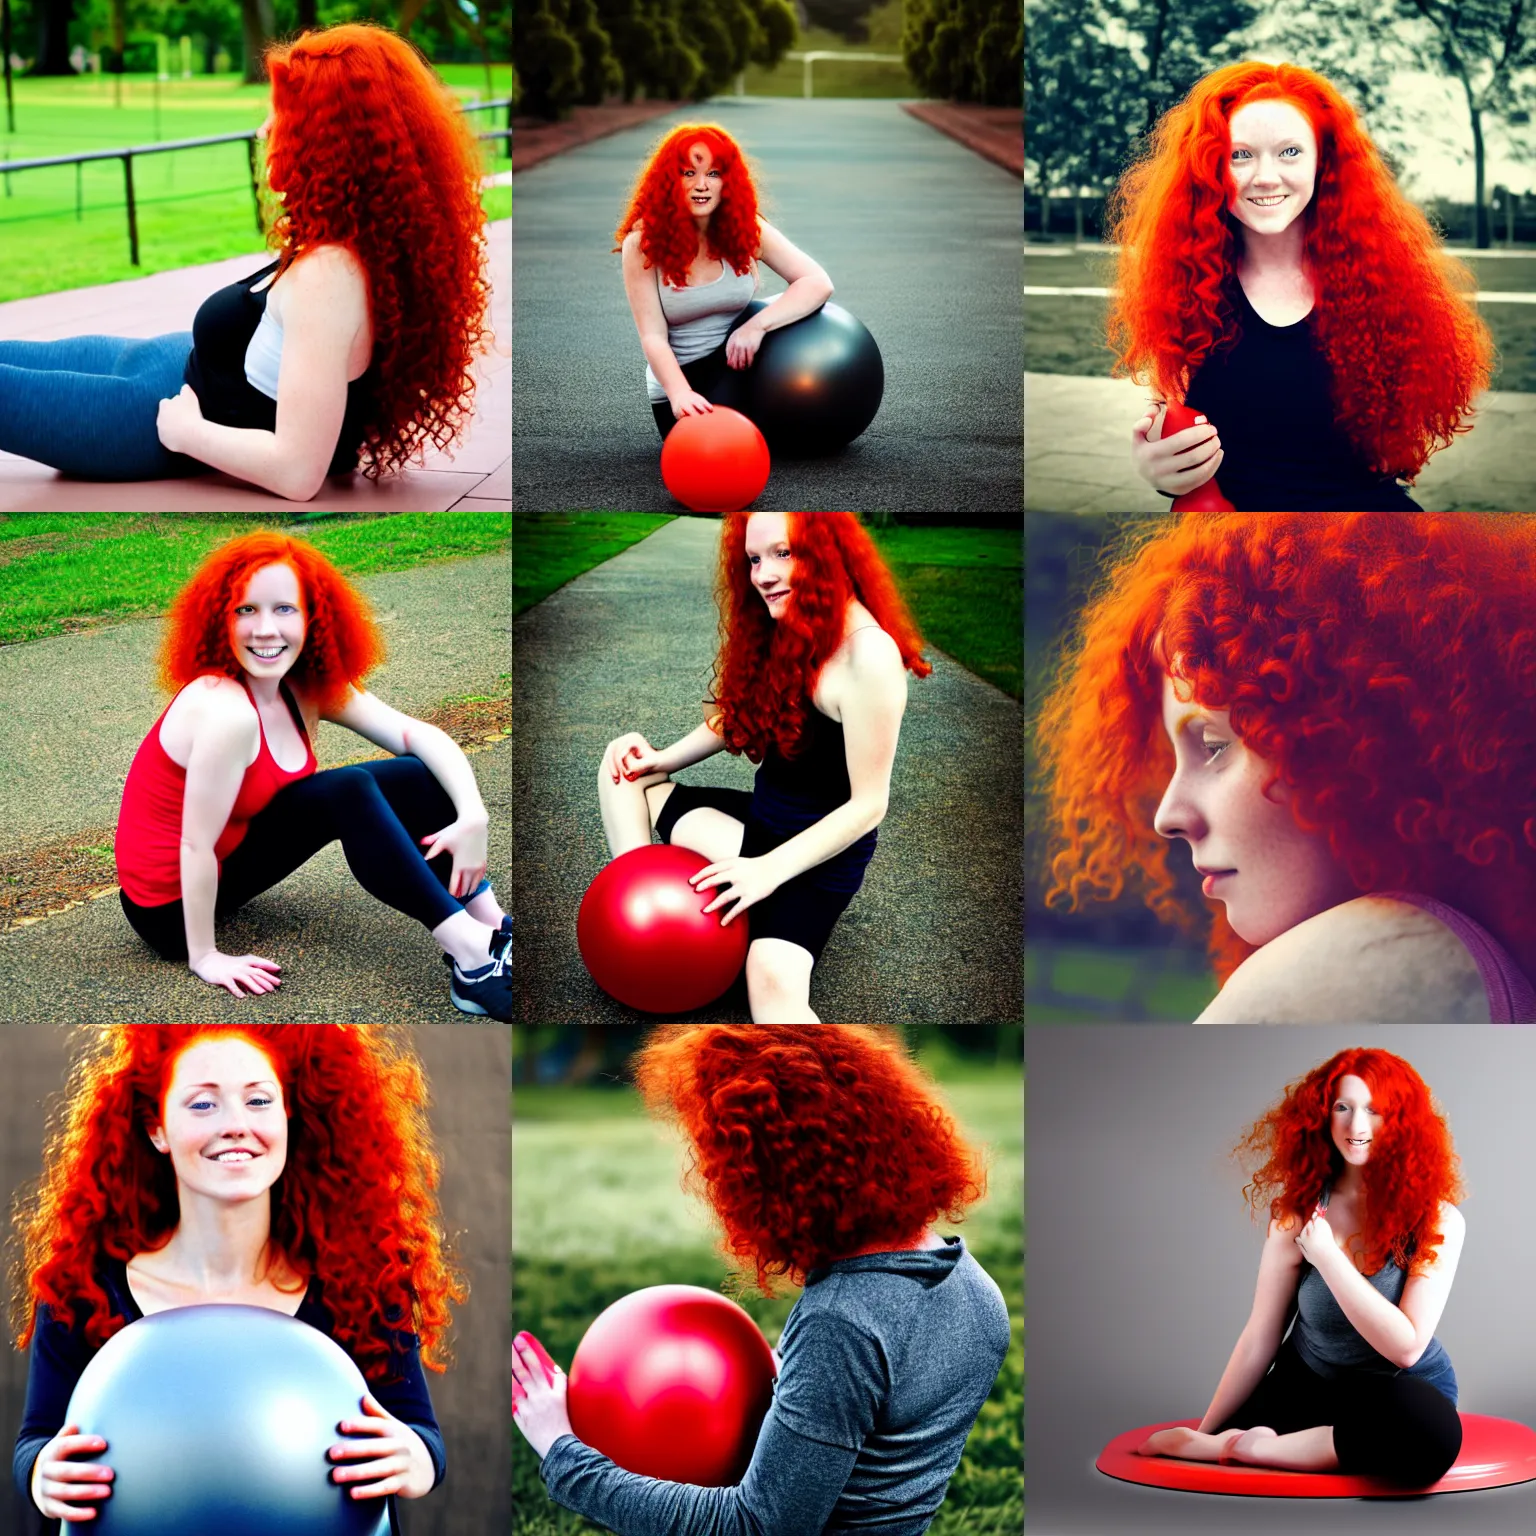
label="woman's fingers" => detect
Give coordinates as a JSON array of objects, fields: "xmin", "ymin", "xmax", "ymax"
[{"xmin": 518, "ymin": 1332, "xmax": 561, "ymax": 1385}]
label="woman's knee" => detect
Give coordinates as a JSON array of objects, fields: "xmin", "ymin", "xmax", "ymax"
[{"xmin": 745, "ymin": 941, "xmax": 812, "ymax": 1002}]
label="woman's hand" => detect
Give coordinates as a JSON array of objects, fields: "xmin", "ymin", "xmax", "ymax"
[
  {"xmin": 1294, "ymin": 1206, "xmax": 1341, "ymax": 1267},
  {"xmin": 1131, "ymin": 403, "xmax": 1224, "ymax": 495},
  {"xmin": 512, "ymin": 1332, "xmax": 574, "ymax": 1461},
  {"xmin": 605, "ymin": 733, "xmax": 667, "ymax": 782},
  {"xmin": 155, "ymin": 383, "xmax": 205, "ymax": 454},
  {"xmin": 725, "ymin": 319, "xmax": 766, "ymax": 370},
  {"xmin": 328, "ymin": 1393, "xmax": 435, "ymax": 1501},
  {"xmin": 669, "ymin": 389, "xmax": 715, "ymax": 420},
  {"xmin": 689, "ymin": 853, "xmax": 781, "ymax": 925},
  {"xmin": 188, "ymin": 949, "xmax": 282, "ymax": 997},
  {"xmin": 419, "ymin": 812, "xmax": 490, "ymax": 900},
  {"xmin": 31, "ymin": 1423, "xmax": 113, "ymax": 1522}
]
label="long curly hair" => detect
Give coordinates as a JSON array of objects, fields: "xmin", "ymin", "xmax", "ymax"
[
  {"xmin": 1236, "ymin": 1048, "xmax": 1462, "ymax": 1277},
  {"xmin": 633, "ymin": 1025, "xmax": 988, "ymax": 1294},
  {"xmin": 10, "ymin": 1026, "xmax": 467, "ymax": 1381},
  {"xmin": 157, "ymin": 531, "xmax": 385, "ymax": 716},
  {"xmin": 262, "ymin": 23, "xmax": 493, "ymax": 479},
  {"xmin": 1105, "ymin": 62, "xmax": 1493, "ymax": 480},
  {"xmin": 710, "ymin": 513, "xmax": 931, "ymax": 763},
  {"xmin": 613, "ymin": 124, "xmax": 763, "ymax": 291},
  {"xmin": 1035, "ymin": 512, "xmax": 1536, "ymax": 984}
]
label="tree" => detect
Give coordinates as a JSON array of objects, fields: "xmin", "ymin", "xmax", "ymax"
[
  {"xmin": 903, "ymin": 0, "xmax": 1023, "ymax": 106},
  {"xmin": 513, "ymin": 0, "xmax": 585, "ymax": 116},
  {"xmin": 238, "ymin": 0, "xmax": 274, "ymax": 83}
]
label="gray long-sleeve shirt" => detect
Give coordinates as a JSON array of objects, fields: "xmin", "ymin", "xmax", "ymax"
[{"xmin": 539, "ymin": 1236, "xmax": 1011, "ymax": 1536}]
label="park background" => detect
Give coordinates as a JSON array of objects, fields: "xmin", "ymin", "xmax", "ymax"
[
  {"xmin": 511, "ymin": 1022, "xmax": 1023, "ymax": 1534},
  {"xmin": 0, "ymin": 1021, "xmax": 512, "ymax": 1536}
]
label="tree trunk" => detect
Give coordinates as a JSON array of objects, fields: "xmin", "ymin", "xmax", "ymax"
[
  {"xmin": 34, "ymin": 0, "xmax": 76, "ymax": 75},
  {"xmin": 240, "ymin": 0, "xmax": 275, "ymax": 86},
  {"xmin": 1074, "ymin": 189, "xmax": 1084, "ymax": 243},
  {"xmin": 297, "ymin": 0, "xmax": 318, "ymax": 29},
  {"xmin": 1470, "ymin": 103, "xmax": 1488, "ymax": 249},
  {"xmin": 1141, "ymin": 0, "xmax": 1169, "ymax": 137}
]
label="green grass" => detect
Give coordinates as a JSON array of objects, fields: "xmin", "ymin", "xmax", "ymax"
[
  {"xmin": 511, "ymin": 513, "xmax": 678, "ymax": 616},
  {"xmin": 0, "ymin": 511, "xmax": 509, "ymax": 645},
  {"xmin": 1024, "ymin": 942, "xmax": 1219, "ymax": 1023},
  {"xmin": 512, "ymin": 1068, "xmax": 1022, "ymax": 1534},
  {"xmin": 741, "ymin": 0, "xmax": 916, "ymax": 97},
  {"xmin": 0, "ymin": 67, "xmax": 510, "ymax": 301}
]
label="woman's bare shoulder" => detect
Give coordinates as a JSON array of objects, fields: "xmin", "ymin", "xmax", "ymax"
[{"xmin": 1196, "ymin": 895, "xmax": 1490, "ymax": 1024}]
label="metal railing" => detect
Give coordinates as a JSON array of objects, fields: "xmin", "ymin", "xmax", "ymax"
[
  {"xmin": 788, "ymin": 51, "xmax": 906, "ymax": 99},
  {"xmin": 0, "ymin": 96, "xmax": 511, "ymax": 267}
]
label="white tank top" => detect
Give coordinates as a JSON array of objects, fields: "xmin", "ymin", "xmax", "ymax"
[{"xmin": 644, "ymin": 259, "xmax": 759, "ymax": 404}]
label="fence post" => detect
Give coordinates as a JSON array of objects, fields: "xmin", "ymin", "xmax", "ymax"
[
  {"xmin": 246, "ymin": 136, "xmax": 263, "ymax": 235},
  {"xmin": 76, "ymin": 160, "xmax": 83, "ymax": 221},
  {"xmin": 803, "ymin": 54, "xmax": 813, "ymax": 99},
  {"xmin": 122, "ymin": 152, "xmax": 139, "ymax": 266}
]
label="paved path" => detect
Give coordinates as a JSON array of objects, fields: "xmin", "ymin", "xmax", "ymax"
[
  {"xmin": 512, "ymin": 517, "xmax": 1022, "ymax": 1024},
  {"xmin": 1026, "ymin": 372, "xmax": 1536, "ymax": 512},
  {"xmin": 513, "ymin": 98, "xmax": 1023, "ymax": 512},
  {"xmin": 0, "ymin": 220, "xmax": 509, "ymax": 513},
  {"xmin": 0, "ymin": 553, "xmax": 510, "ymax": 1023}
]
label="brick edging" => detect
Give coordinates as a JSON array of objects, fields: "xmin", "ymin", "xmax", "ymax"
[{"xmin": 903, "ymin": 101, "xmax": 1023, "ymax": 179}]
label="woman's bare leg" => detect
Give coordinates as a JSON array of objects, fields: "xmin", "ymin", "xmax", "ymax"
[
  {"xmin": 1137, "ymin": 1427, "xmax": 1245, "ymax": 1461},
  {"xmin": 597, "ymin": 761, "xmax": 673, "ymax": 857},
  {"xmin": 746, "ymin": 937, "xmax": 819, "ymax": 1023},
  {"xmin": 1223, "ymin": 1425, "xmax": 1337, "ymax": 1471}
]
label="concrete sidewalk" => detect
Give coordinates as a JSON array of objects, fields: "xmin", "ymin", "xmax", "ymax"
[
  {"xmin": 1026, "ymin": 372, "xmax": 1536, "ymax": 512},
  {"xmin": 512, "ymin": 517, "xmax": 1022, "ymax": 1024},
  {"xmin": 0, "ymin": 553, "xmax": 510, "ymax": 1023}
]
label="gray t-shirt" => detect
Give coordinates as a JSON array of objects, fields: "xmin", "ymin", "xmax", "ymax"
[{"xmin": 539, "ymin": 1236, "xmax": 1010, "ymax": 1535}]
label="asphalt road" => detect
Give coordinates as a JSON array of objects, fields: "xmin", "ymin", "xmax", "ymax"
[
  {"xmin": 512, "ymin": 516, "xmax": 1023, "ymax": 1023},
  {"xmin": 513, "ymin": 98, "xmax": 1024, "ymax": 513}
]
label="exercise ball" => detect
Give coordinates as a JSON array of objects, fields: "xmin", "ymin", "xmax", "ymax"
[
  {"xmin": 568, "ymin": 1285, "xmax": 778, "ymax": 1486},
  {"xmin": 660, "ymin": 406, "xmax": 770, "ymax": 512},
  {"xmin": 736, "ymin": 299, "xmax": 884, "ymax": 456},
  {"xmin": 63, "ymin": 1304, "xmax": 387, "ymax": 1536},
  {"xmin": 577, "ymin": 844, "xmax": 749, "ymax": 1014},
  {"xmin": 1160, "ymin": 401, "xmax": 1236, "ymax": 512}
]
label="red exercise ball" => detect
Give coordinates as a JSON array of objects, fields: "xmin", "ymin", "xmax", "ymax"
[
  {"xmin": 577, "ymin": 844, "xmax": 749, "ymax": 1013},
  {"xmin": 660, "ymin": 406, "xmax": 771, "ymax": 512},
  {"xmin": 1161, "ymin": 401, "xmax": 1236, "ymax": 511},
  {"xmin": 568, "ymin": 1285, "xmax": 778, "ymax": 1486}
]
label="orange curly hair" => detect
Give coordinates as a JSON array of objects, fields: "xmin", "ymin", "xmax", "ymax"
[
  {"xmin": 10, "ymin": 1026, "xmax": 466, "ymax": 1382},
  {"xmin": 262, "ymin": 24, "xmax": 493, "ymax": 479},
  {"xmin": 633, "ymin": 1025, "xmax": 987, "ymax": 1294},
  {"xmin": 613, "ymin": 124, "xmax": 763, "ymax": 291},
  {"xmin": 1236, "ymin": 1048, "xmax": 1462, "ymax": 1277},
  {"xmin": 711, "ymin": 513, "xmax": 931, "ymax": 763},
  {"xmin": 157, "ymin": 531, "xmax": 385, "ymax": 717},
  {"xmin": 1106, "ymin": 62, "xmax": 1493, "ymax": 480},
  {"xmin": 1035, "ymin": 513, "xmax": 1536, "ymax": 984}
]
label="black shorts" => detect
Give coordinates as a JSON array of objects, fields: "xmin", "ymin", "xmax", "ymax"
[{"xmin": 654, "ymin": 782, "xmax": 874, "ymax": 965}]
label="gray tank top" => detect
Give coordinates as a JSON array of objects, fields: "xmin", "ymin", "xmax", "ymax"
[
  {"xmin": 644, "ymin": 258, "xmax": 759, "ymax": 403},
  {"xmin": 1290, "ymin": 1185, "xmax": 1450, "ymax": 1380}
]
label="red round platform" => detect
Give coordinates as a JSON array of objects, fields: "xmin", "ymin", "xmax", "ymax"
[{"xmin": 1098, "ymin": 1415, "xmax": 1536, "ymax": 1497}]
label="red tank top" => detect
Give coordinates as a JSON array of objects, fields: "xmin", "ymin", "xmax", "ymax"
[{"xmin": 114, "ymin": 676, "xmax": 317, "ymax": 907}]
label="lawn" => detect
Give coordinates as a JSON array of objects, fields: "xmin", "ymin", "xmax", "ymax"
[
  {"xmin": 511, "ymin": 513, "xmax": 678, "ymax": 616},
  {"xmin": 1024, "ymin": 941, "xmax": 1219, "ymax": 1023},
  {"xmin": 511, "ymin": 1045, "xmax": 1023, "ymax": 1533},
  {"xmin": 741, "ymin": 0, "xmax": 917, "ymax": 98},
  {"xmin": 0, "ymin": 511, "xmax": 510, "ymax": 645},
  {"xmin": 0, "ymin": 65, "xmax": 510, "ymax": 301}
]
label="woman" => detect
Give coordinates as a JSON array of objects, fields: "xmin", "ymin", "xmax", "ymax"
[
  {"xmin": 113, "ymin": 531, "xmax": 510, "ymax": 1019},
  {"xmin": 1106, "ymin": 62, "xmax": 1494, "ymax": 511},
  {"xmin": 0, "ymin": 24, "xmax": 491, "ymax": 502},
  {"xmin": 597, "ymin": 512, "xmax": 929, "ymax": 1023},
  {"xmin": 1034, "ymin": 512, "xmax": 1536, "ymax": 1022},
  {"xmin": 1139, "ymin": 1048, "xmax": 1465, "ymax": 1486},
  {"xmin": 511, "ymin": 1024, "xmax": 1012, "ymax": 1534},
  {"xmin": 616, "ymin": 124, "xmax": 834, "ymax": 439},
  {"xmin": 14, "ymin": 1025, "xmax": 464, "ymax": 1532}
]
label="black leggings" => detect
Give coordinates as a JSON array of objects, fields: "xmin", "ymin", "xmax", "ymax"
[
  {"xmin": 650, "ymin": 311, "xmax": 756, "ymax": 440},
  {"xmin": 120, "ymin": 757, "xmax": 480, "ymax": 962},
  {"xmin": 1216, "ymin": 1340, "xmax": 1462, "ymax": 1485}
]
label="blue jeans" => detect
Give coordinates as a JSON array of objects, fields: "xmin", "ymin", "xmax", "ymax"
[{"xmin": 0, "ymin": 333, "xmax": 206, "ymax": 479}]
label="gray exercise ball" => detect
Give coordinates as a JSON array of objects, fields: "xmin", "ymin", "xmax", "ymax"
[{"xmin": 64, "ymin": 1304, "xmax": 389, "ymax": 1536}]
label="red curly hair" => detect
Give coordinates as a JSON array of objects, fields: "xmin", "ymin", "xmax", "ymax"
[
  {"xmin": 157, "ymin": 531, "xmax": 385, "ymax": 716},
  {"xmin": 1035, "ymin": 513, "xmax": 1536, "ymax": 985},
  {"xmin": 262, "ymin": 23, "xmax": 493, "ymax": 479},
  {"xmin": 1236, "ymin": 1048, "xmax": 1462, "ymax": 1277},
  {"xmin": 632, "ymin": 1025, "xmax": 987, "ymax": 1294},
  {"xmin": 10, "ymin": 1026, "xmax": 467, "ymax": 1380},
  {"xmin": 711, "ymin": 513, "xmax": 931, "ymax": 763},
  {"xmin": 1105, "ymin": 62, "xmax": 1493, "ymax": 480},
  {"xmin": 613, "ymin": 124, "xmax": 763, "ymax": 292}
]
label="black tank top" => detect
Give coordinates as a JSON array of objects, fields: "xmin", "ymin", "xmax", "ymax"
[
  {"xmin": 758, "ymin": 703, "xmax": 855, "ymax": 808},
  {"xmin": 183, "ymin": 259, "xmax": 377, "ymax": 477},
  {"xmin": 1183, "ymin": 281, "xmax": 1418, "ymax": 511}
]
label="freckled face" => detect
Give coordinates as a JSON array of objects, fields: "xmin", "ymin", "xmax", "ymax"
[
  {"xmin": 1152, "ymin": 672, "xmax": 1356, "ymax": 946},
  {"xmin": 1226, "ymin": 99, "xmax": 1318, "ymax": 240},
  {"xmin": 745, "ymin": 512, "xmax": 795, "ymax": 621}
]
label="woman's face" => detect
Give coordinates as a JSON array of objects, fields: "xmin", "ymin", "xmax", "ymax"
[
  {"xmin": 150, "ymin": 1035, "xmax": 289, "ymax": 1207},
  {"xmin": 1225, "ymin": 99, "xmax": 1317, "ymax": 241},
  {"xmin": 1153, "ymin": 672, "xmax": 1356, "ymax": 945},
  {"xmin": 231, "ymin": 562, "xmax": 306, "ymax": 682},
  {"xmin": 682, "ymin": 141, "xmax": 723, "ymax": 221},
  {"xmin": 745, "ymin": 513, "xmax": 795, "ymax": 621},
  {"xmin": 1329, "ymin": 1073, "xmax": 1380, "ymax": 1171}
]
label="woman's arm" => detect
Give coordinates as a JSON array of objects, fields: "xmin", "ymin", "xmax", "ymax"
[
  {"xmin": 726, "ymin": 222, "xmax": 834, "ymax": 369},
  {"xmin": 1196, "ymin": 1217, "xmax": 1304, "ymax": 1432},
  {"xmin": 621, "ymin": 231, "xmax": 712, "ymax": 417},
  {"xmin": 1297, "ymin": 1203, "xmax": 1465, "ymax": 1368}
]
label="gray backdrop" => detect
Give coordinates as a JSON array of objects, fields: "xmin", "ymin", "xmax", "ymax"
[
  {"xmin": 0, "ymin": 1024, "xmax": 510, "ymax": 1536},
  {"xmin": 1027, "ymin": 1025, "xmax": 1536, "ymax": 1534}
]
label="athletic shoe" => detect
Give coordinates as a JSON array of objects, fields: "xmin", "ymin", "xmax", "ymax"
[{"xmin": 448, "ymin": 926, "xmax": 511, "ymax": 1020}]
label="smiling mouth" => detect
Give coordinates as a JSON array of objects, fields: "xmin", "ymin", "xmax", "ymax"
[
  {"xmin": 248, "ymin": 645, "xmax": 286, "ymax": 660},
  {"xmin": 209, "ymin": 1149, "xmax": 259, "ymax": 1163},
  {"xmin": 1247, "ymin": 195, "xmax": 1287, "ymax": 207}
]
